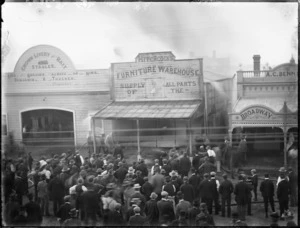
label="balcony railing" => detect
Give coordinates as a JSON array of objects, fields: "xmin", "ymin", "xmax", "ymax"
[{"xmin": 238, "ymin": 71, "xmax": 269, "ymax": 78}]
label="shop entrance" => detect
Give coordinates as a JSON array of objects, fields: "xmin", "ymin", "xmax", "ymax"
[
  {"xmin": 21, "ymin": 109, "xmax": 75, "ymax": 146},
  {"xmin": 232, "ymin": 127, "xmax": 284, "ymax": 167}
]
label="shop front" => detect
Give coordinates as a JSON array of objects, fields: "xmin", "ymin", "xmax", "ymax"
[
  {"xmin": 229, "ymin": 56, "xmax": 298, "ymax": 167},
  {"xmin": 93, "ymin": 52, "xmax": 205, "ymax": 157},
  {"xmin": 3, "ymin": 45, "xmax": 110, "ymax": 148}
]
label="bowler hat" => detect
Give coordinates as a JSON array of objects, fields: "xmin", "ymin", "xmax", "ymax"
[
  {"xmin": 278, "ymin": 167, "xmax": 286, "ymax": 172},
  {"xmin": 270, "ymin": 212, "xmax": 280, "ymax": 219}
]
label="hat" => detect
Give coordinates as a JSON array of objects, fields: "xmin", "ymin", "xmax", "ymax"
[
  {"xmin": 270, "ymin": 212, "xmax": 280, "ymax": 219},
  {"xmin": 62, "ymin": 166, "xmax": 70, "ymax": 172},
  {"xmin": 161, "ymin": 169, "xmax": 166, "ymax": 174},
  {"xmin": 210, "ymin": 171, "xmax": 216, "ymax": 176},
  {"xmin": 169, "ymin": 170, "xmax": 178, "ymax": 177},
  {"xmin": 77, "ymin": 178, "xmax": 84, "ymax": 184},
  {"xmin": 203, "ymin": 173, "xmax": 209, "ymax": 178},
  {"xmin": 122, "ymin": 180, "xmax": 132, "ymax": 187},
  {"xmin": 154, "ymin": 159, "xmax": 159, "ymax": 163},
  {"xmin": 133, "ymin": 206, "xmax": 141, "ymax": 213},
  {"xmin": 183, "ymin": 176, "xmax": 188, "ymax": 181},
  {"xmin": 87, "ymin": 175, "xmax": 95, "ymax": 183},
  {"xmin": 222, "ymin": 173, "xmax": 228, "ymax": 178},
  {"xmin": 128, "ymin": 167, "xmax": 135, "ymax": 174},
  {"xmin": 96, "ymin": 168, "xmax": 102, "ymax": 174},
  {"xmin": 251, "ymin": 169, "xmax": 256, "ymax": 173},
  {"xmin": 150, "ymin": 192, "xmax": 158, "ymax": 200},
  {"xmin": 46, "ymin": 158, "xmax": 52, "ymax": 163},
  {"xmin": 61, "ymin": 153, "xmax": 67, "ymax": 158},
  {"xmin": 264, "ymin": 173, "xmax": 269, "ymax": 178},
  {"xmin": 54, "ymin": 154, "xmax": 59, "ymax": 159},
  {"xmin": 133, "ymin": 183, "xmax": 141, "ymax": 189},
  {"xmin": 39, "ymin": 160, "xmax": 47, "ymax": 168},
  {"xmin": 69, "ymin": 159, "xmax": 75, "ymax": 165},
  {"xmin": 165, "ymin": 176, "xmax": 171, "ymax": 182},
  {"xmin": 69, "ymin": 208, "xmax": 78, "ymax": 217},
  {"xmin": 200, "ymin": 203, "xmax": 207, "ymax": 209},
  {"xmin": 161, "ymin": 191, "xmax": 168, "ymax": 197},
  {"xmin": 64, "ymin": 195, "xmax": 71, "ymax": 202},
  {"xmin": 278, "ymin": 167, "xmax": 286, "ymax": 172},
  {"xmin": 118, "ymin": 162, "xmax": 123, "ymax": 167}
]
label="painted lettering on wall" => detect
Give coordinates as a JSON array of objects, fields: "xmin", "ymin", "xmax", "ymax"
[
  {"xmin": 136, "ymin": 55, "xmax": 175, "ymax": 62},
  {"xmin": 116, "ymin": 65, "xmax": 201, "ymax": 79},
  {"xmin": 240, "ymin": 107, "xmax": 273, "ymax": 120},
  {"xmin": 266, "ymin": 71, "xmax": 296, "ymax": 77},
  {"xmin": 21, "ymin": 52, "xmax": 68, "ymax": 71}
]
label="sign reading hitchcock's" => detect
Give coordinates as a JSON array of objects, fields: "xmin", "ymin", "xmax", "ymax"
[{"xmin": 112, "ymin": 52, "xmax": 203, "ymax": 101}]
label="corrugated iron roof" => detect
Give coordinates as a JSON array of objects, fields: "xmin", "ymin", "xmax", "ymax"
[{"xmin": 94, "ymin": 100, "xmax": 202, "ymax": 119}]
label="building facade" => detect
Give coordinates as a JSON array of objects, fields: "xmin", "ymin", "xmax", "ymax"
[
  {"xmin": 93, "ymin": 51, "xmax": 205, "ymax": 154},
  {"xmin": 2, "ymin": 45, "xmax": 110, "ymax": 148},
  {"xmin": 229, "ymin": 55, "xmax": 298, "ymax": 166}
]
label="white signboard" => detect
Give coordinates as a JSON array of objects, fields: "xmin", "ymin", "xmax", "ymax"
[{"xmin": 112, "ymin": 54, "xmax": 203, "ymax": 101}]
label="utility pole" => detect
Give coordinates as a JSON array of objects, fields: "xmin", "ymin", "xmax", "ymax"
[{"xmin": 283, "ymin": 101, "xmax": 287, "ymax": 168}]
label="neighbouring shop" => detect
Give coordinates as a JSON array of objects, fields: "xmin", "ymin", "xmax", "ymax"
[
  {"xmin": 229, "ymin": 55, "xmax": 298, "ymax": 167},
  {"xmin": 3, "ymin": 45, "xmax": 110, "ymax": 148}
]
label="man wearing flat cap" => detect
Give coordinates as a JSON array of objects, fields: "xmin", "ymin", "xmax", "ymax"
[
  {"xmin": 57, "ymin": 195, "xmax": 72, "ymax": 225},
  {"xmin": 128, "ymin": 206, "xmax": 148, "ymax": 226},
  {"xmin": 144, "ymin": 192, "xmax": 159, "ymax": 225},
  {"xmin": 180, "ymin": 176, "xmax": 195, "ymax": 204},
  {"xmin": 157, "ymin": 191, "xmax": 175, "ymax": 224}
]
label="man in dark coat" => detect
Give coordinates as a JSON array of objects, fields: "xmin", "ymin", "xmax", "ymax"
[
  {"xmin": 189, "ymin": 168, "xmax": 202, "ymax": 199},
  {"xmin": 198, "ymin": 173, "xmax": 213, "ymax": 214},
  {"xmin": 107, "ymin": 203, "xmax": 124, "ymax": 226},
  {"xmin": 135, "ymin": 159, "xmax": 148, "ymax": 178},
  {"xmin": 24, "ymin": 193, "xmax": 43, "ymax": 226},
  {"xmin": 114, "ymin": 162, "xmax": 127, "ymax": 185},
  {"xmin": 188, "ymin": 200, "xmax": 201, "ymax": 226},
  {"xmin": 192, "ymin": 151, "xmax": 201, "ymax": 171},
  {"xmin": 171, "ymin": 210, "xmax": 189, "ymax": 226},
  {"xmin": 57, "ymin": 195, "xmax": 73, "ymax": 225},
  {"xmin": 180, "ymin": 176, "xmax": 195, "ymax": 204},
  {"xmin": 48, "ymin": 172, "xmax": 65, "ymax": 216},
  {"xmin": 162, "ymin": 176, "xmax": 176, "ymax": 198},
  {"xmin": 245, "ymin": 175, "xmax": 254, "ymax": 216},
  {"xmin": 287, "ymin": 167, "xmax": 297, "ymax": 207},
  {"xmin": 144, "ymin": 192, "xmax": 159, "ymax": 225},
  {"xmin": 238, "ymin": 136, "xmax": 247, "ymax": 164},
  {"xmin": 157, "ymin": 191, "xmax": 175, "ymax": 223},
  {"xmin": 198, "ymin": 157, "xmax": 216, "ymax": 177},
  {"xmin": 14, "ymin": 171, "xmax": 27, "ymax": 206},
  {"xmin": 277, "ymin": 172, "xmax": 290, "ymax": 218},
  {"xmin": 128, "ymin": 206, "xmax": 147, "ymax": 226},
  {"xmin": 234, "ymin": 174, "xmax": 250, "ymax": 221},
  {"xmin": 179, "ymin": 152, "xmax": 191, "ymax": 177},
  {"xmin": 141, "ymin": 177, "xmax": 153, "ymax": 201},
  {"xmin": 219, "ymin": 173, "xmax": 234, "ymax": 217},
  {"xmin": 113, "ymin": 144, "xmax": 124, "ymax": 160},
  {"xmin": 134, "ymin": 171, "xmax": 145, "ymax": 187},
  {"xmin": 259, "ymin": 173, "xmax": 275, "ymax": 218},
  {"xmin": 4, "ymin": 194, "xmax": 20, "ymax": 226},
  {"xmin": 162, "ymin": 159, "xmax": 172, "ymax": 176},
  {"xmin": 81, "ymin": 186, "xmax": 100, "ymax": 225}
]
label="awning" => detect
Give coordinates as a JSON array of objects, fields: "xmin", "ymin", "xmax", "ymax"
[
  {"xmin": 233, "ymin": 96, "xmax": 298, "ymax": 113},
  {"xmin": 94, "ymin": 100, "xmax": 202, "ymax": 119}
]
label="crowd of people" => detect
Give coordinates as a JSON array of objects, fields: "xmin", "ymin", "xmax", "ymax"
[{"xmin": 2, "ymin": 142, "xmax": 298, "ymax": 226}]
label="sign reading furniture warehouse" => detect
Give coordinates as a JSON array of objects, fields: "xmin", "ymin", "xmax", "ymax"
[{"xmin": 112, "ymin": 52, "xmax": 203, "ymax": 101}]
